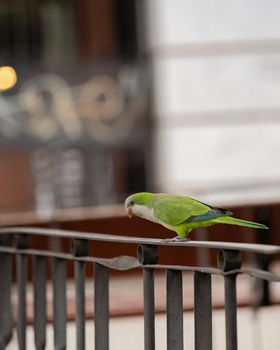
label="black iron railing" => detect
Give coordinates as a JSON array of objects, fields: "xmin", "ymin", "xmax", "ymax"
[{"xmin": 0, "ymin": 227, "xmax": 280, "ymax": 350}]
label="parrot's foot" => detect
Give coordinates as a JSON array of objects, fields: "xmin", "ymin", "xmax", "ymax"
[{"xmin": 161, "ymin": 236, "xmax": 191, "ymax": 243}]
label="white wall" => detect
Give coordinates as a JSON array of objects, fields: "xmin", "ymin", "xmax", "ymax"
[{"xmin": 147, "ymin": 0, "xmax": 280, "ymax": 205}]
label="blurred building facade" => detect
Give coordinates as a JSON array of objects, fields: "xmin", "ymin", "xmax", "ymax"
[
  {"xmin": 148, "ymin": 0, "xmax": 280, "ymax": 207},
  {"xmin": 0, "ymin": 0, "xmax": 151, "ymax": 214},
  {"xmin": 2, "ymin": 0, "xmax": 280, "ymax": 217}
]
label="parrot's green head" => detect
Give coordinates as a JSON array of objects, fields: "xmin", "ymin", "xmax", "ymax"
[{"xmin": 125, "ymin": 192, "xmax": 155, "ymax": 219}]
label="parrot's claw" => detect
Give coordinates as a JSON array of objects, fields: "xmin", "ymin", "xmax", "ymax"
[{"xmin": 161, "ymin": 236, "xmax": 191, "ymax": 243}]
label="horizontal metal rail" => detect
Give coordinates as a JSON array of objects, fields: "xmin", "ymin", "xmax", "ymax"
[
  {"xmin": 0, "ymin": 226, "xmax": 279, "ymax": 350},
  {"xmin": 1, "ymin": 226, "xmax": 279, "ymax": 254}
]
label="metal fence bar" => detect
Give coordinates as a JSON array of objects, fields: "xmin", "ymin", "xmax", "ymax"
[
  {"xmin": 94, "ymin": 263, "xmax": 109, "ymax": 350},
  {"xmin": 166, "ymin": 269, "xmax": 184, "ymax": 350},
  {"xmin": 17, "ymin": 253, "xmax": 27, "ymax": 350},
  {"xmin": 53, "ymin": 258, "xmax": 67, "ymax": 350},
  {"xmin": 0, "ymin": 228, "xmax": 278, "ymax": 349},
  {"xmin": 0, "ymin": 253, "xmax": 13, "ymax": 348},
  {"xmin": 194, "ymin": 272, "xmax": 212, "ymax": 350},
  {"xmin": 75, "ymin": 261, "xmax": 86, "ymax": 350},
  {"xmin": 224, "ymin": 274, "xmax": 238, "ymax": 350},
  {"xmin": 143, "ymin": 268, "xmax": 155, "ymax": 350},
  {"xmin": 33, "ymin": 256, "xmax": 47, "ymax": 350}
]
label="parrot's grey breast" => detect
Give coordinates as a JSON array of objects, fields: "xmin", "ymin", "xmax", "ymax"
[
  {"xmin": 133, "ymin": 204, "xmax": 158, "ymax": 223},
  {"xmin": 132, "ymin": 204, "xmax": 174, "ymax": 231}
]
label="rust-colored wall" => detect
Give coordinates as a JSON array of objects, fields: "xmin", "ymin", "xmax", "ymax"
[{"xmin": 0, "ymin": 151, "xmax": 34, "ymax": 212}]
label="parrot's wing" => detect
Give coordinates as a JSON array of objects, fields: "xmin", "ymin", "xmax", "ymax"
[
  {"xmin": 186, "ymin": 210, "xmax": 230, "ymax": 223},
  {"xmin": 153, "ymin": 195, "xmax": 212, "ymax": 226}
]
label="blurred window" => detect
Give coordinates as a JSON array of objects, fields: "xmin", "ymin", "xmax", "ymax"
[{"xmin": 0, "ymin": 0, "xmax": 150, "ymax": 215}]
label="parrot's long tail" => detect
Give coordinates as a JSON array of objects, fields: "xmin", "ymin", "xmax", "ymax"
[{"xmin": 213, "ymin": 216, "xmax": 268, "ymax": 229}]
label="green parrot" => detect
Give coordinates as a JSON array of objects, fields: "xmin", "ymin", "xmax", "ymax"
[{"xmin": 125, "ymin": 192, "xmax": 268, "ymax": 241}]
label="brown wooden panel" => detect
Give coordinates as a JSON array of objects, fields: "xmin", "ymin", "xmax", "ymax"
[
  {"xmin": 75, "ymin": 0, "xmax": 117, "ymax": 59},
  {"xmin": 0, "ymin": 151, "xmax": 34, "ymax": 213}
]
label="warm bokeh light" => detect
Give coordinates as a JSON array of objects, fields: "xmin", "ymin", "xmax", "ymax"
[{"xmin": 0, "ymin": 66, "xmax": 17, "ymax": 91}]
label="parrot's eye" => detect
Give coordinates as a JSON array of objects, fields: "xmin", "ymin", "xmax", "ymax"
[{"xmin": 130, "ymin": 200, "xmax": 134, "ymax": 206}]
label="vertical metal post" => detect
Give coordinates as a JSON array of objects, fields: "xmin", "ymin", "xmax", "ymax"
[
  {"xmin": 194, "ymin": 272, "xmax": 212, "ymax": 350},
  {"xmin": 75, "ymin": 261, "xmax": 85, "ymax": 350},
  {"xmin": 94, "ymin": 263, "xmax": 109, "ymax": 350},
  {"xmin": 71, "ymin": 238, "xmax": 88, "ymax": 350},
  {"xmin": 224, "ymin": 275, "xmax": 238, "ymax": 350},
  {"xmin": 166, "ymin": 269, "xmax": 184, "ymax": 350},
  {"xmin": 17, "ymin": 253, "xmax": 27, "ymax": 350},
  {"xmin": 14, "ymin": 235, "xmax": 29, "ymax": 350},
  {"xmin": 53, "ymin": 258, "xmax": 67, "ymax": 350},
  {"xmin": 0, "ymin": 253, "xmax": 13, "ymax": 348},
  {"xmin": 143, "ymin": 268, "xmax": 155, "ymax": 350},
  {"xmin": 33, "ymin": 256, "xmax": 47, "ymax": 350},
  {"xmin": 137, "ymin": 244, "xmax": 158, "ymax": 350},
  {"xmin": 256, "ymin": 207, "xmax": 272, "ymax": 306},
  {"xmin": 218, "ymin": 250, "xmax": 241, "ymax": 350}
]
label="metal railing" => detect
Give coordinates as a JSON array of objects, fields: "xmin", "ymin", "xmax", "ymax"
[{"xmin": 0, "ymin": 227, "xmax": 280, "ymax": 350}]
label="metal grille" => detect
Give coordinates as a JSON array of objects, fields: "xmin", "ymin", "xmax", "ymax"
[{"xmin": 0, "ymin": 227, "xmax": 280, "ymax": 350}]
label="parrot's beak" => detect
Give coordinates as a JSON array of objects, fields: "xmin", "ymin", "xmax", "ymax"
[{"xmin": 126, "ymin": 207, "xmax": 133, "ymax": 218}]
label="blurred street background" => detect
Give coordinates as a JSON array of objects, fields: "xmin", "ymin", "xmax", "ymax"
[{"xmin": 1, "ymin": 0, "xmax": 280, "ymax": 216}]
